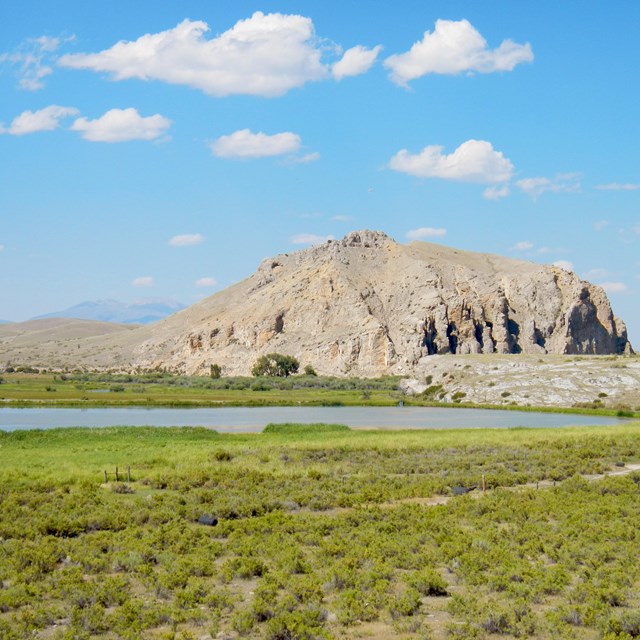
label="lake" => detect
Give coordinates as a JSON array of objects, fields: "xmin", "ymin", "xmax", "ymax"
[{"xmin": 0, "ymin": 406, "xmax": 629, "ymax": 432}]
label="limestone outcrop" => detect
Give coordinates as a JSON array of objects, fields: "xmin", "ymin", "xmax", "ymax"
[{"xmin": 123, "ymin": 230, "xmax": 631, "ymax": 376}]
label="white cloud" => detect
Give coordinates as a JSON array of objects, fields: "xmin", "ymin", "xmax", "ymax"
[
  {"xmin": 553, "ymin": 260, "xmax": 573, "ymax": 271},
  {"xmin": 1, "ymin": 105, "xmax": 78, "ymax": 135},
  {"xmin": 169, "ymin": 234, "xmax": 204, "ymax": 247},
  {"xmin": 132, "ymin": 276, "xmax": 153, "ymax": 287},
  {"xmin": 483, "ymin": 185, "xmax": 510, "ymax": 200},
  {"xmin": 195, "ymin": 277, "xmax": 217, "ymax": 287},
  {"xmin": 60, "ymin": 13, "xmax": 374, "ymax": 98},
  {"xmin": 512, "ymin": 241, "xmax": 533, "ymax": 251},
  {"xmin": 384, "ymin": 19, "xmax": 533, "ymax": 86},
  {"xmin": 406, "ymin": 227, "xmax": 447, "ymax": 240},
  {"xmin": 599, "ymin": 282, "xmax": 628, "ymax": 294},
  {"xmin": 584, "ymin": 268, "xmax": 610, "ymax": 280},
  {"xmin": 331, "ymin": 215, "xmax": 354, "ymax": 222},
  {"xmin": 594, "ymin": 220, "xmax": 609, "ymax": 231},
  {"xmin": 285, "ymin": 152, "xmax": 320, "ymax": 165},
  {"xmin": 211, "ymin": 129, "xmax": 301, "ymax": 159},
  {"xmin": 291, "ymin": 233, "xmax": 334, "ymax": 245},
  {"xmin": 71, "ymin": 108, "xmax": 170, "ymax": 142},
  {"xmin": 332, "ymin": 45, "xmax": 382, "ymax": 80},
  {"xmin": 389, "ymin": 139, "xmax": 513, "ymax": 184},
  {"xmin": 516, "ymin": 173, "xmax": 581, "ymax": 200},
  {"xmin": 1, "ymin": 35, "xmax": 74, "ymax": 90},
  {"xmin": 595, "ymin": 183, "xmax": 640, "ymax": 191}
]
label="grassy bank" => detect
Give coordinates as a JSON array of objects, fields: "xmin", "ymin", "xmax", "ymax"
[
  {"xmin": 1, "ymin": 371, "xmax": 637, "ymax": 418},
  {"xmin": 1, "ymin": 423, "xmax": 640, "ymax": 638}
]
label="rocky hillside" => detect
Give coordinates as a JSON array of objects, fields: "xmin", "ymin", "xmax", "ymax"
[
  {"xmin": 0, "ymin": 231, "xmax": 631, "ymax": 376},
  {"xmin": 129, "ymin": 230, "xmax": 631, "ymax": 375}
]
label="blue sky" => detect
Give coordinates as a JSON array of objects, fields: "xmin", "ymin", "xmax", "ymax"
[{"xmin": 1, "ymin": 1, "xmax": 639, "ymax": 342}]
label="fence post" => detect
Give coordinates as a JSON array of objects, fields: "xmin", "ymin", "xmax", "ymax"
[
  {"xmin": 127, "ymin": 466, "xmax": 131, "ymax": 483},
  {"xmin": 104, "ymin": 470, "xmax": 107, "ymax": 483},
  {"xmin": 482, "ymin": 474, "xmax": 486, "ymax": 494},
  {"xmin": 115, "ymin": 466, "xmax": 119, "ymax": 482}
]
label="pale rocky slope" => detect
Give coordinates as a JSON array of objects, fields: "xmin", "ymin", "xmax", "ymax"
[
  {"xmin": 126, "ymin": 230, "xmax": 631, "ymax": 376},
  {"xmin": 0, "ymin": 231, "xmax": 632, "ymax": 381}
]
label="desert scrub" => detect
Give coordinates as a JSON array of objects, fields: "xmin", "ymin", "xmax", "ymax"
[{"xmin": 1, "ymin": 425, "xmax": 640, "ymax": 638}]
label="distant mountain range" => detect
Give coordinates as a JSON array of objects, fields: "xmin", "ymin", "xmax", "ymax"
[{"xmin": 32, "ymin": 298, "xmax": 186, "ymax": 325}]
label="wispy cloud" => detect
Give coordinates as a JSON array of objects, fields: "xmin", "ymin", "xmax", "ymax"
[
  {"xmin": 59, "ymin": 13, "xmax": 376, "ymax": 98},
  {"xmin": 595, "ymin": 183, "xmax": 639, "ymax": 191},
  {"xmin": 390, "ymin": 139, "xmax": 513, "ymax": 184},
  {"xmin": 599, "ymin": 281, "xmax": 628, "ymax": 294},
  {"xmin": 291, "ymin": 233, "xmax": 334, "ymax": 245},
  {"xmin": 211, "ymin": 129, "xmax": 302, "ymax": 159},
  {"xmin": 516, "ymin": 173, "xmax": 581, "ymax": 200},
  {"xmin": 406, "ymin": 227, "xmax": 447, "ymax": 240},
  {"xmin": 195, "ymin": 277, "xmax": 217, "ymax": 287},
  {"xmin": 584, "ymin": 268, "xmax": 610, "ymax": 280},
  {"xmin": 483, "ymin": 185, "xmax": 510, "ymax": 200},
  {"xmin": 594, "ymin": 220, "xmax": 609, "ymax": 231},
  {"xmin": 71, "ymin": 108, "xmax": 171, "ymax": 143},
  {"xmin": 511, "ymin": 241, "xmax": 533, "ymax": 251},
  {"xmin": 1, "ymin": 105, "xmax": 78, "ymax": 135},
  {"xmin": 331, "ymin": 215, "xmax": 354, "ymax": 222},
  {"xmin": 385, "ymin": 19, "xmax": 532, "ymax": 86},
  {"xmin": 132, "ymin": 276, "xmax": 154, "ymax": 287},
  {"xmin": 169, "ymin": 234, "xmax": 204, "ymax": 247},
  {"xmin": 1, "ymin": 34, "xmax": 74, "ymax": 90},
  {"xmin": 553, "ymin": 260, "xmax": 573, "ymax": 271}
]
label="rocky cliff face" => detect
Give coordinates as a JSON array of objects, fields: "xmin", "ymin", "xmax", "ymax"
[{"xmin": 126, "ymin": 230, "xmax": 631, "ymax": 376}]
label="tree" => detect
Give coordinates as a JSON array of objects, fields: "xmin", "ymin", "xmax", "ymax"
[
  {"xmin": 210, "ymin": 363, "xmax": 222, "ymax": 379},
  {"xmin": 303, "ymin": 364, "xmax": 317, "ymax": 376},
  {"xmin": 251, "ymin": 353, "xmax": 299, "ymax": 377}
]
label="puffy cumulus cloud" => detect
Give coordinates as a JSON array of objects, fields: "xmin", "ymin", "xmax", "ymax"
[
  {"xmin": 512, "ymin": 241, "xmax": 533, "ymax": 251},
  {"xmin": 59, "ymin": 13, "xmax": 374, "ymax": 97},
  {"xmin": 169, "ymin": 234, "xmax": 204, "ymax": 247},
  {"xmin": 389, "ymin": 139, "xmax": 513, "ymax": 184},
  {"xmin": 332, "ymin": 45, "xmax": 382, "ymax": 80},
  {"xmin": 291, "ymin": 233, "xmax": 334, "ymax": 245},
  {"xmin": 1, "ymin": 34, "xmax": 74, "ymax": 90},
  {"xmin": 1, "ymin": 105, "xmax": 78, "ymax": 135},
  {"xmin": 385, "ymin": 19, "xmax": 533, "ymax": 86},
  {"xmin": 516, "ymin": 173, "xmax": 580, "ymax": 200},
  {"xmin": 406, "ymin": 227, "xmax": 447, "ymax": 240},
  {"xmin": 595, "ymin": 183, "xmax": 639, "ymax": 191},
  {"xmin": 599, "ymin": 282, "xmax": 628, "ymax": 294},
  {"xmin": 132, "ymin": 276, "xmax": 153, "ymax": 287},
  {"xmin": 553, "ymin": 260, "xmax": 574, "ymax": 271},
  {"xmin": 483, "ymin": 185, "xmax": 510, "ymax": 200},
  {"xmin": 211, "ymin": 129, "xmax": 301, "ymax": 159},
  {"xmin": 195, "ymin": 277, "xmax": 217, "ymax": 287},
  {"xmin": 71, "ymin": 108, "xmax": 171, "ymax": 143}
]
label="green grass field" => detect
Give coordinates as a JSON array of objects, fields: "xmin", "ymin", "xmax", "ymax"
[{"xmin": 2, "ymin": 423, "xmax": 640, "ymax": 639}]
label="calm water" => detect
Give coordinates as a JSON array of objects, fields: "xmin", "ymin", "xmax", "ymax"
[{"xmin": 0, "ymin": 406, "xmax": 628, "ymax": 432}]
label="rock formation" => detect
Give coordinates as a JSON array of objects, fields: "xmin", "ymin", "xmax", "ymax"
[{"xmin": 122, "ymin": 230, "xmax": 631, "ymax": 376}]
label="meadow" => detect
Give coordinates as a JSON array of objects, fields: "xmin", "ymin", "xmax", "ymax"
[{"xmin": 1, "ymin": 422, "xmax": 640, "ymax": 639}]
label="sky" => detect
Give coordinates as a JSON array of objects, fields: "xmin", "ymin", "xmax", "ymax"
[{"xmin": 1, "ymin": 1, "xmax": 639, "ymax": 342}]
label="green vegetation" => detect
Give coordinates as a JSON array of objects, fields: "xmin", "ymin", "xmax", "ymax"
[
  {"xmin": 251, "ymin": 353, "xmax": 300, "ymax": 378},
  {"xmin": 0, "ymin": 371, "xmax": 404, "ymax": 408},
  {"xmin": 1, "ymin": 423, "xmax": 640, "ymax": 638}
]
